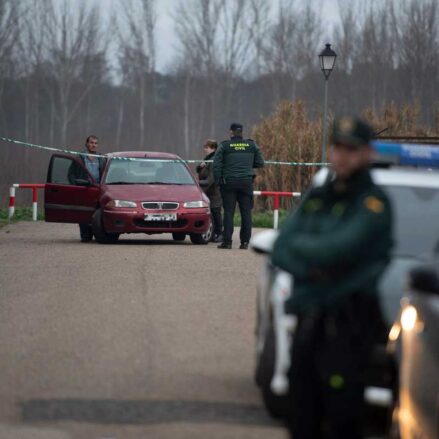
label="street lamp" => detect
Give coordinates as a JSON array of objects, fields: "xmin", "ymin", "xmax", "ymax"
[{"xmin": 318, "ymin": 43, "xmax": 337, "ymax": 163}]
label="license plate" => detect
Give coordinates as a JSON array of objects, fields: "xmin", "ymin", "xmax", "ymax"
[{"xmin": 144, "ymin": 213, "xmax": 177, "ymax": 221}]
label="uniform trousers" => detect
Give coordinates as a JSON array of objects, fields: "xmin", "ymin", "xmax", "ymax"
[
  {"xmin": 287, "ymin": 293, "xmax": 385, "ymax": 439},
  {"xmin": 220, "ymin": 178, "xmax": 253, "ymax": 244},
  {"xmin": 210, "ymin": 206, "xmax": 223, "ymax": 237}
]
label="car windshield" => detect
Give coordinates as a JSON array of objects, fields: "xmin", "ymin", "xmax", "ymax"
[
  {"xmin": 384, "ymin": 185, "xmax": 439, "ymax": 257},
  {"xmin": 104, "ymin": 158, "xmax": 195, "ymax": 185}
]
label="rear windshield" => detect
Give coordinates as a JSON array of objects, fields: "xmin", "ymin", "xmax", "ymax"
[
  {"xmin": 384, "ymin": 185, "xmax": 439, "ymax": 257},
  {"xmin": 104, "ymin": 158, "xmax": 195, "ymax": 185}
]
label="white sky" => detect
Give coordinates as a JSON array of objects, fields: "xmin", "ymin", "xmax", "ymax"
[
  {"xmin": 153, "ymin": 0, "xmax": 341, "ymax": 72},
  {"xmin": 59, "ymin": 0, "xmax": 342, "ymax": 73}
]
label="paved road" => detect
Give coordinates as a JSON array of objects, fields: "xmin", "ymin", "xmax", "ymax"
[{"xmin": 0, "ymin": 222, "xmax": 287, "ymax": 439}]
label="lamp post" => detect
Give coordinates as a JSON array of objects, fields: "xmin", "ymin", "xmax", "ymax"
[{"xmin": 318, "ymin": 43, "xmax": 337, "ymax": 163}]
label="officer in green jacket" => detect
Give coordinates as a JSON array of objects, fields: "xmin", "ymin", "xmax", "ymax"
[
  {"xmin": 271, "ymin": 116, "xmax": 393, "ymax": 439},
  {"xmin": 213, "ymin": 123, "xmax": 264, "ymax": 249}
]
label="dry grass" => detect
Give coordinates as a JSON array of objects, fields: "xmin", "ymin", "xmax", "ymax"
[{"xmin": 251, "ymin": 100, "xmax": 437, "ymax": 211}]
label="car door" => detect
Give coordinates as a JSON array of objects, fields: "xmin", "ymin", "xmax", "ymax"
[{"xmin": 45, "ymin": 154, "xmax": 100, "ymax": 223}]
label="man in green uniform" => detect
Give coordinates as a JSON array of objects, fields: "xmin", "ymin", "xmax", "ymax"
[
  {"xmin": 271, "ymin": 116, "xmax": 393, "ymax": 439},
  {"xmin": 213, "ymin": 123, "xmax": 264, "ymax": 249}
]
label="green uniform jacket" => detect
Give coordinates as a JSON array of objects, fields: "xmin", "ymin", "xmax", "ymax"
[
  {"xmin": 271, "ymin": 169, "xmax": 393, "ymax": 314},
  {"xmin": 213, "ymin": 136, "xmax": 264, "ymax": 183}
]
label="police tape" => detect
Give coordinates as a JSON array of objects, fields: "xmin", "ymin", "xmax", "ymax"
[{"xmin": 0, "ymin": 136, "xmax": 328, "ymax": 166}]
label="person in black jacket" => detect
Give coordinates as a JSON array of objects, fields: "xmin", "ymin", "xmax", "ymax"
[
  {"xmin": 196, "ymin": 139, "xmax": 223, "ymax": 242},
  {"xmin": 213, "ymin": 123, "xmax": 264, "ymax": 249},
  {"xmin": 68, "ymin": 135, "xmax": 105, "ymax": 242}
]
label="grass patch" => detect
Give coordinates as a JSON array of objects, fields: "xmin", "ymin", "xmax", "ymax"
[
  {"xmin": 233, "ymin": 208, "xmax": 290, "ymax": 228},
  {"xmin": 0, "ymin": 207, "xmax": 44, "ymax": 227}
]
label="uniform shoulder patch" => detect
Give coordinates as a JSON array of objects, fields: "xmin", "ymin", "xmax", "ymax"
[{"xmin": 364, "ymin": 196, "xmax": 384, "ymax": 214}]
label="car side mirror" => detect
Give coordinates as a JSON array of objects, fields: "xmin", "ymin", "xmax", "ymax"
[
  {"xmin": 199, "ymin": 179, "xmax": 209, "ymax": 188},
  {"xmin": 75, "ymin": 178, "xmax": 91, "ymax": 186},
  {"xmin": 409, "ymin": 266, "xmax": 439, "ymax": 295}
]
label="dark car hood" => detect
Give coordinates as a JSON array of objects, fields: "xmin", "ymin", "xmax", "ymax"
[
  {"xmin": 101, "ymin": 184, "xmax": 204, "ymax": 202},
  {"xmin": 379, "ymin": 255, "xmax": 427, "ymax": 326}
]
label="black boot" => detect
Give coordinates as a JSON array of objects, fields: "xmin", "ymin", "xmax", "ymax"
[{"xmin": 217, "ymin": 242, "xmax": 232, "ymax": 249}]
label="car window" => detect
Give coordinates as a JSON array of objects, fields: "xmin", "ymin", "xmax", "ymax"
[
  {"xmin": 104, "ymin": 158, "xmax": 195, "ymax": 185},
  {"xmin": 384, "ymin": 185, "xmax": 439, "ymax": 257},
  {"xmin": 49, "ymin": 156, "xmax": 86, "ymax": 185}
]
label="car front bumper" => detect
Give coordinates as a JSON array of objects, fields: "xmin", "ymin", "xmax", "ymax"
[{"xmin": 102, "ymin": 208, "xmax": 211, "ymax": 234}]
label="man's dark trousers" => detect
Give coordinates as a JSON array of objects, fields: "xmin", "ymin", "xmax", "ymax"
[
  {"xmin": 220, "ymin": 178, "xmax": 253, "ymax": 244},
  {"xmin": 286, "ymin": 294, "xmax": 384, "ymax": 439},
  {"xmin": 79, "ymin": 224, "xmax": 93, "ymax": 241}
]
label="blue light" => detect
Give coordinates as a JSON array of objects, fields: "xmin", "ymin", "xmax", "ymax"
[{"xmin": 372, "ymin": 142, "xmax": 439, "ymax": 168}]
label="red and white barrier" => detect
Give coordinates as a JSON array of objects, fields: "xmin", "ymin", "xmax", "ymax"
[
  {"xmin": 8, "ymin": 184, "xmax": 45, "ymax": 221},
  {"xmin": 253, "ymin": 190, "xmax": 301, "ymax": 229}
]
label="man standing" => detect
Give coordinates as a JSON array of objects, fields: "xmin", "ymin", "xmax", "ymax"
[
  {"xmin": 196, "ymin": 139, "xmax": 223, "ymax": 242},
  {"xmin": 213, "ymin": 123, "xmax": 264, "ymax": 249},
  {"xmin": 271, "ymin": 116, "xmax": 393, "ymax": 438},
  {"xmin": 69, "ymin": 135, "xmax": 105, "ymax": 242}
]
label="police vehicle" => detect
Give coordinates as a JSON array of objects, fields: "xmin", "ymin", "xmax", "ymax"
[
  {"xmin": 388, "ymin": 263, "xmax": 439, "ymax": 439},
  {"xmin": 250, "ymin": 141, "xmax": 439, "ymax": 431}
]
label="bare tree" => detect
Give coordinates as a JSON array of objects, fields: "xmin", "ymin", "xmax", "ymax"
[
  {"xmin": 43, "ymin": 0, "xmax": 108, "ymax": 144},
  {"xmin": 174, "ymin": 0, "xmax": 224, "ymax": 147},
  {"xmin": 391, "ymin": 0, "xmax": 439, "ymax": 118},
  {"xmin": 359, "ymin": 1, "xmax": 395, "ymax": 111},
  {"xmin": 0, "ymin": 0, "xmax": 21, "ymax": 129},
  {"xmin": 247, "ymin": 0, "xmax": 271, "ymax": 78},
  {"xmin": 263, "ymin": 1, "xmax": 300, "ymax": 101},
  {"xmin": 117, "ymin": 0, "xmax": 156, "ymax": 148}
]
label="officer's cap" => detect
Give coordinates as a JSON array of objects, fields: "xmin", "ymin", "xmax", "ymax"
[
  {"xmin": 230, "ymin": 122, "xmax": 243, "ymax": 132},
  {"xmin": 331, "ymin": 116, "xmax": 372, "ymax": 148}
]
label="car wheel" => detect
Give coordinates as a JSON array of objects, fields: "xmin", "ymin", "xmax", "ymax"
[
  {"xmin": 189, "ymin": 233, "xmax": 209, "ymax": 245},
  {"xmin": 256, "ymin": 323, "xmax": 292, "ymax": 419},
  {"xmin": 202, "ymin": 218, "xmax": 214, "ymax": 242},
  {"xmin": 172, "ymin": 232, "xmax": 186, "ymax": 241},
  {"xmin": 92, "ymin": 209, "xmax": 120, "ymax": 244}
]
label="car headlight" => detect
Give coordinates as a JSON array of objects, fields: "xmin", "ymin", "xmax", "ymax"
[
  {"xmin": 183, "ymin": 200, "xmax": 209, "ymax": 208},
  {"xmin": 106, "ymin": 200, "xmax": 137, "ymax": 208},
  {"xmin": 400, "ymin": 305, "xmax": 417, "ymax": 332}
]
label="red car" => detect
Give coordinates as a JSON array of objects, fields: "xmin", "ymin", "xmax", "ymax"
[{"xmin": 44, "ymin": 151, "xmax": 212, "ymax": 244}]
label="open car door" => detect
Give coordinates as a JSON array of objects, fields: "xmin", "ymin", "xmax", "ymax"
[{"xmin": 45, "ymin": 154, "xmax": 100, "ymax": 223}]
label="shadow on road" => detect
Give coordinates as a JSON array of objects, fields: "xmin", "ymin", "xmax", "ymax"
[{"xmin": 22, "ymin": 399, "xmax": 281, "ymax": 427}]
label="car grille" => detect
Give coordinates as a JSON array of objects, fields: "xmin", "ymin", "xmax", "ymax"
[{"xmin": 141, "ymin": 202, "xmax": 179, "ymax": 210}]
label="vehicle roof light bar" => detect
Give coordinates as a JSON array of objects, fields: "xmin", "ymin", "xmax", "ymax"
[{"xmin": 372, "ymin": 141, "xmax": 439, "ymax": 168}]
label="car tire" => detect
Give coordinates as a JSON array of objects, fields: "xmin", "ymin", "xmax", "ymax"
[
  {"xmin": 189, "ymin": 233, "xmax": 209, "ymax": 245},
  {"xmin": 172, "ymin": 232, "xmax": 186, "ymax": 241},
  {"xmin": 92, "ymin": 209, "xmax": 120, "ymax": 244},
  {"xmin": 202, "ymin": 219, "xmax": 214, "ymax": 243},
  {"xmin": 256, "ymin": 324, "xmax": 292, "ymax": 419}
]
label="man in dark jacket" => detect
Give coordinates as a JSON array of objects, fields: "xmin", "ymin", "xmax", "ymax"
[
  {"xmin": 213, "ymin": 123, "xmax": 264, "ymax": 249},
  {"xmin": 196, "ymin": 139, "xmax": 223, "ymax": 242},
  {"xmin": 271, "ymin": 116, "xmax": 393, "ymax": 439},
  {"xmin": 68, "ymin": 135, "xmax": 105, "ymax": 242}
]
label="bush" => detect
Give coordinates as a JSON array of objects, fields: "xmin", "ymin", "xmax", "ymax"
[{"xmin": 250, "ymin": 100, "xmax": 436, "ymax": 213}]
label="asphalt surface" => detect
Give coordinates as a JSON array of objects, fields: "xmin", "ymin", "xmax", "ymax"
[{"xmin": 0, "ymin": 222, "xmax": 287, "ymax": 439}]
